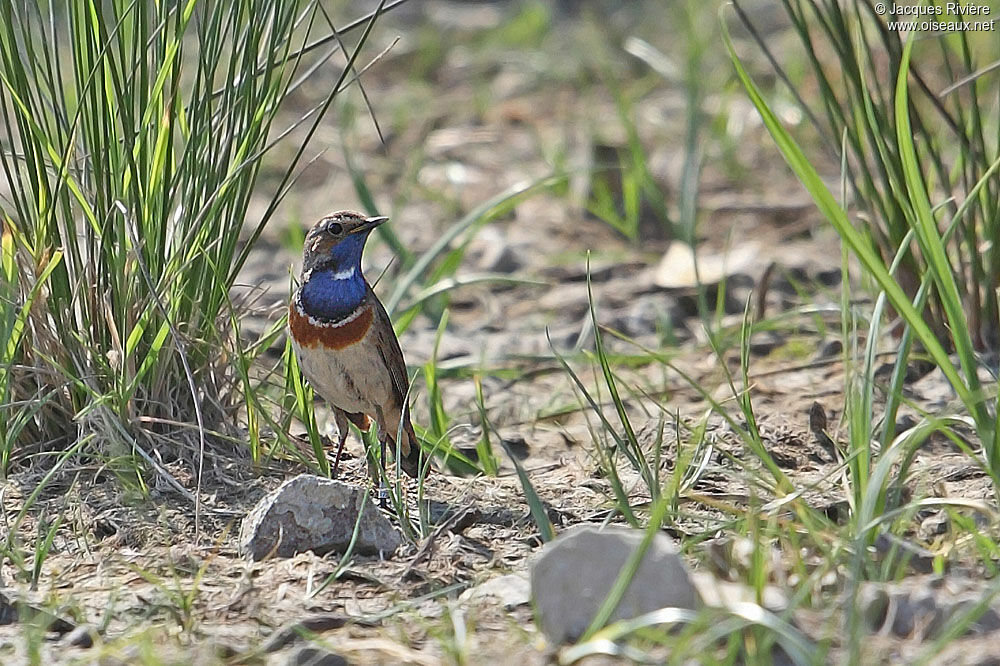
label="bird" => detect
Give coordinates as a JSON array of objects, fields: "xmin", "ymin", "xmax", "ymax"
[{"xmin": 288, "ymin": 211, "xmax": 422, "ymax": 489}]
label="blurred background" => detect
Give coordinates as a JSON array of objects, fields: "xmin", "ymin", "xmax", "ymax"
[{"xmin": 4, "ymin": 0, "xmax": 1000, "ymax": 661}]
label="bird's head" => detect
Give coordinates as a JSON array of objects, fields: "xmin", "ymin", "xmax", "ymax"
[{"xmin": 301, "ymin": 210, "xmax": 387, "ymax": 275}]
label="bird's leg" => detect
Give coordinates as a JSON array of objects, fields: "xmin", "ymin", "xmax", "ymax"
[
  {"xmin": 331, "ymin": 431, "xmax": 348, "ymax": 478},
  {"xmin": 375, "ymin": 430, "xmax": 390, "ymax": 509},
  {"xmin": 331, "ymin": 409, "xmax": 350, "ymax": 478}
]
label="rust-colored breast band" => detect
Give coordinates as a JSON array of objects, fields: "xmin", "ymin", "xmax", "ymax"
[
  {"xmin": 289, "ymin": 303, "xmax": 374, "ymax": 350},
  {"xmin": 345, "ymin": 411, "xmax": 371, "ymax": 430}
]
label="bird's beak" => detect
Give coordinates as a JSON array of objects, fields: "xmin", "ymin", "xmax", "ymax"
[{"xmin": 354, "ymin": 215, "xmax": 388, "ymax": 234}]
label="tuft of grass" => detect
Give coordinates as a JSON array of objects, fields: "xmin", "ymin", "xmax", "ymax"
[
  {"xmin": 733, "ymin": 0, "xmax": 1000, "ymax": 354},
  {"xmin": 730, "ymin": 0, "xmax": 1000, "ymax": 457},
  {"xmin": 724, "ymin": 18, "xmax": 998, "ymax": 477},
  {"xmin": 0, "ymin": 1, "xmax": 391, "ymax": 494}
]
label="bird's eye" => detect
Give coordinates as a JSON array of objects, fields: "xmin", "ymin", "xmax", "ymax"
[{"xmin": 326, "ymin": 222, "xmax": 343, "ymax": 236}]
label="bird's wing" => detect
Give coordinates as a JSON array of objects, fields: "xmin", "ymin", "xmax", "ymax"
[
  {"xmin": 366, "ymin": 284, "xmax": 410, "ymax": 407},
  {"xmin": 367, "ymin": 284, "xmax": 423, "ymax": 477}
]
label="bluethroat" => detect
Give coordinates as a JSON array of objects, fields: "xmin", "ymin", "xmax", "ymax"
[{"xmin": 289, "ymin": 211, "xmax": 422, "ymax": 486}]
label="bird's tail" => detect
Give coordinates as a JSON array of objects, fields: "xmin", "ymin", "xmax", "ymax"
[{"xmin": 393, "ymin": 409, "xmax": 423, "ymax": 477}]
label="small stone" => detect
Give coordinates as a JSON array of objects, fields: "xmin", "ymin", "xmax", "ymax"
[
  {"xmin": 892, "ymin": 588, "xmax": 943, "ymax": 637},
  {"xmin": 858, "ymin": 577, "xmax": 1000, "ymax": 640},
  {"xmin": 814, "ymin": 339, "xmax": 842, "ymax": 360},
  {"xmin": 467, "ymin": 227, "xmax": 523, "ymax": 273},
  {"xmin": 690, "ymin": 572, "xmax": 787, "ymax": 613},
  {"xmin": 653, "ymin": 241, "xmax": 758, "ymax": 290},
  {"xmin": 285, "ymin": 646, "xmax": 347, "ymax": 666},
  {"xmin": 858, "ymin": 585, "xmax": 890, "ymax": 632},
  {"xmin": 530, "ymin": 525, "xmax": 699, "ymax": 644},
  {"xmin": 460, "ymin": 573, "xmax": 531, "ymax": 610},
  {"xmin": 239, "ymin": 475, "xmax": 401, "ymax": 561},
  {"xmin": 749, "ymin": 330, "xmax": 782, "ymax": 356},
  {"xmin": 919, "ymin": 511, "xmax": 950, "ymax": 539},
  {"xmin": 610, "ymin": 294, "xmax": 683, "ymax": 339},
  {"xmin": 62, "ymin": 624, "xmax": 97, "ymax": 648},
  {"xmin": 873, "ymin": 533, "xmax": 936, "ymax": 574}
]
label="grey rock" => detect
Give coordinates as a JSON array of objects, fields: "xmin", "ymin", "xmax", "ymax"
[
  {"xmin": 891, "ymin": 588, "xmax": 944, "ymax": 637},
  {"xmin": 0, "ymin": 590, "xmax": 75, "ymax": 634},
  {"xmin": 240, "ymin": 475, "xmax": 401, "ymax": 561},
  {"xmin": 530, "ymin": 525, "xmax": 699, "ymax": 644}
]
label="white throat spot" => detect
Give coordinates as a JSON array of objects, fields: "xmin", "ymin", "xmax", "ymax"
[
  {"xmin": 301, "ymin": 265, "xmax": 357, "ymax": 283},
  {"xmin": 331, "ymin": 266, "xmax": 356, "ymax": 281}
]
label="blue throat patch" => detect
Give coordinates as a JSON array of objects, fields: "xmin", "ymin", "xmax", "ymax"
[{"xmin": 299, "ymin": 233, "xmax": 369, "ymax": 322}]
